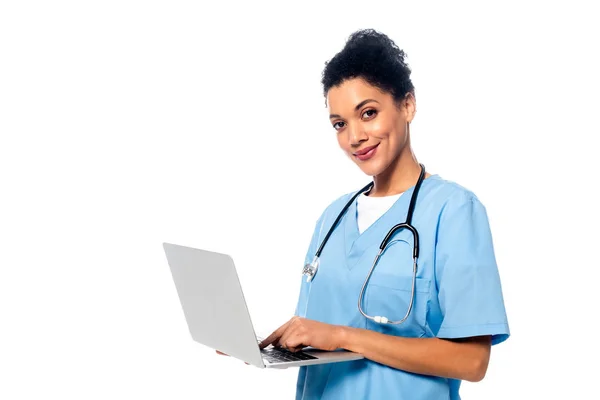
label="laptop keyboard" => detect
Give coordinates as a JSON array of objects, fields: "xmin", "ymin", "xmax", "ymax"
[{"xmin": 261, "ymin": 346, "xmax": 318, "ymax": 363}]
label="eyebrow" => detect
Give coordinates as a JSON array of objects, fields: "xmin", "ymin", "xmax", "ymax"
[{"xmin": 329, "ymin": 99, "xmax": 380, "ymax": 119}]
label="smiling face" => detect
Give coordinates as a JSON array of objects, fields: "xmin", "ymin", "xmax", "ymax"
[{"xmin": 327, "ymin": 78, "xmax": 415, "ymax": 177}]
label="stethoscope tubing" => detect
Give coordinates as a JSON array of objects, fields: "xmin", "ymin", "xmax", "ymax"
[{"xmin": 303, "ymin": 164, "xmax": 426, "ymax": 325}]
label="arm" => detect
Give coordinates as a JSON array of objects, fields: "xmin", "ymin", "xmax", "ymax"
[
  {"xmin": 260, "ymin": 193, "xmax": 507, "ymax": 380},
  {"xmin": 340, "ymin": 326, "xmax": 491, "ymax": 382},
  {"xmin": 337, "ymin": 194, "xmax": 506, "ymax": 381},
  {"xmin": 259, "ymin": 317, "xmax": 491, "ymax": 382}
]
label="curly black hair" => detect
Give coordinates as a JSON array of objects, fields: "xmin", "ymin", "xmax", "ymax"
[{"xmin": 321, "ymin": 29, "xmax": 415, "ymax": 106}]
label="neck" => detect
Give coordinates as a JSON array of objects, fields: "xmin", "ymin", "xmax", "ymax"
[{"xmin": 369, "ymin": 146, "xmax": 426, "ymax": 197}]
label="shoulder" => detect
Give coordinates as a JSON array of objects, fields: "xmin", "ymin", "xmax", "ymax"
[
  {"xmin": 316, "ymin": 190, "xmax": 357, "ymax": 223},
  {"xmin": 304, "ymin": 190, "xmax": 357, "ymax": 244},
  {"xmin": 425, "ymin": 175, "xmax": 486, "ymax": 211},
  {"xmin": 424, "ymin": 175, "xmax": 491, "ymax": 230}
]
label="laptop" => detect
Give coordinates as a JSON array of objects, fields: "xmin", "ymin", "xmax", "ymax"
[{"xmin": 163, "ymin": 242, "xmax": 364, "ymax": 369}]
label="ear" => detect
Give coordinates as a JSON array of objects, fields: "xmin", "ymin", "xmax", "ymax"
[{"xmin": 404, "ymin": 92, "xmax": 417, "ymax": 123}]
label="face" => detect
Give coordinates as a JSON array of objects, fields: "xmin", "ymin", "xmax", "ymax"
[{"xmin": 327, "ymin": 78, "xmax": 415, "ymax": 177}]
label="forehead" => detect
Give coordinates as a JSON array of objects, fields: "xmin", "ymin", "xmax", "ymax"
[{"xmin": 326, "ymin": 78, "xmax": 391, "ymax": 112}]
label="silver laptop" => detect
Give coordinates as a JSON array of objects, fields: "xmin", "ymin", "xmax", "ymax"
[{"xmin": 163, "ymin": 242, "xmax": 364, "ymax": 369}]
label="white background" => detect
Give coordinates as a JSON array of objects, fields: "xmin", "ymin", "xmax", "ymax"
[{"xmin": 1, "ymin": 1, "xmax": 598, "ymax": 398}]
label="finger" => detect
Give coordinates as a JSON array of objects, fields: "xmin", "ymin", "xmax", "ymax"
[
  {"xmin": 259, "ymin": 331, "xmax": 281, "ymax": 349},
  {"xmin": 217, "ymin": 350, "xmax": 250, "ymax": 365},
  {"xmin": 281, "ymin": 330, "xmax": 306, "ymax": 352},
  {"xmin": 259, "ymin": 319, "xmax": 293, "ymax": 349},
  {"xmin": 276, "ymin": 326, "xmax": 292, "ymax": 348},
  {"xmin": 284, "ymin": 334, "xmax": 306, "ymax": 352},
  {"xmin": 278, "ymin": 322, "xmax": 302, "ymax": 350}
]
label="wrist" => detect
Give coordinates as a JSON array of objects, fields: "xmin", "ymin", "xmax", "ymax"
[{"xmin": 336, "ymin": 325, "xmax": 355, "ymax": 351}]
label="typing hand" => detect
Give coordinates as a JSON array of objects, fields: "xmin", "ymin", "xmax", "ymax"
[{"xmin": 258, "ymin": 316, "xmax": 344, "ymax": 352}]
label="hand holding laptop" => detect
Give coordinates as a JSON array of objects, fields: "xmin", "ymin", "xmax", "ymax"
[{"xmin": 216, "ymin": 350, "xmax": 250, "ymax": 365}]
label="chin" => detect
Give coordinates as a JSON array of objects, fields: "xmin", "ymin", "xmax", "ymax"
[{"xmin": 355, "ymin": 160, "xmax": 385, "ymax": 177}]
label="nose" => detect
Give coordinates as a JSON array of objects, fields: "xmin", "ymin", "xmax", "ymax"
[{"xmin": 348, "ymin": 124, "xmax": 368, "ymax": 148}]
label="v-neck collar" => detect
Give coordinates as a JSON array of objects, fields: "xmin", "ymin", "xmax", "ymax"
[{"xmin": 343, "ymin": 174, "xmax": 439, "ymax": 270}]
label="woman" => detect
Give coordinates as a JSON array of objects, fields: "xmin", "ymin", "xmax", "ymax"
[{"xmin": 258, "ymin": 29, "xmax": 510, "ymax": 399}]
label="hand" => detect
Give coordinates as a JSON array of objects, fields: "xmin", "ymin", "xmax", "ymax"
[
  {"xmin": 258, "ymin": 316, "xmax": 344, "ymax": 352},
  {"xmin": 215, "ymin": 350, "xmax": 249, "ymax": 365}
]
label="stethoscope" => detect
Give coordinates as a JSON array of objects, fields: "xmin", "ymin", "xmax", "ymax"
[{"xmin": 301, "ymin": 164, "xmax": 426, "ymax": 325}]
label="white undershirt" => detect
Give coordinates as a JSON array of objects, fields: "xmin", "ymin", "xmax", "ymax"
[{"xmin": 356, "ymin": 192, "xmax": 403, "ymax": 234}]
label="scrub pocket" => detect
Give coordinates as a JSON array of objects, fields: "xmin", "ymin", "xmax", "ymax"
[
  {"xmin": 364, "ymin": 274, "xmax": 430, "ymax": 337},
  {"xmin": 363, "ymin": 238, "xmax": 430, "ymax": 337}
]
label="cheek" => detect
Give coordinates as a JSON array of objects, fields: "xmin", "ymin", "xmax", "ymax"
[
  {"xmin": 336, "ymin": 133, "xmax": 350, "ymax": 152},
  {"xmin": 368, "ymin": 118, "xmax": 395, "ymax": 139},
  {"xmin": 385, "ymin": 132, "xmax": 407, "ymax": 158}
]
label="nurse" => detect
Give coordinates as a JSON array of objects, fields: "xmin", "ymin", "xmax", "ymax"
[{"xmin": 259, "ymin": 29, "xmax": 510, "ymax": 399}]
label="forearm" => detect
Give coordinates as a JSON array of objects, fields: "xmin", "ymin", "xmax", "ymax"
[{"xmin": 338, "ymin": 326, "xmax": 491, "ymax": 382}]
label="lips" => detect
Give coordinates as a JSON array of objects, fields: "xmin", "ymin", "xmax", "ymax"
[
  {"xmin": 354, "ymin": 144, "xmax": 379, "ymax": 156},
  {"xmin": 353, "ymin": 144, "xmax": 379, "ymax": 161}
]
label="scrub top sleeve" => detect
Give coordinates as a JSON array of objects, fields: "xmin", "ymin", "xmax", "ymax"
[{"xmin": 434, "ymin": 193, "xmax": 510, "ymax": 345}]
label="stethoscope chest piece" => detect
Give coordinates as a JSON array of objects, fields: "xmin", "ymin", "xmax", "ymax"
[{"xmin": 302, "ymin": 256, "xmax": 320, "ymax": 282}]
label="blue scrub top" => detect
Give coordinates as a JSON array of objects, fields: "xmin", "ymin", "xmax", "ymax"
[{"xmin": 294, "ymin": 175, "xmax": 510, "ymax": 400}]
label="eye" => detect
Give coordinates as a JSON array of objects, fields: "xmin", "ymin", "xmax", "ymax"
[
  {"xmin": 362, "ymin": 109, "xmax": 377, "ymax": 119},
  {"xmin": 333, "ymin": 121, "xmax": 345, "ymax": 131}
]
